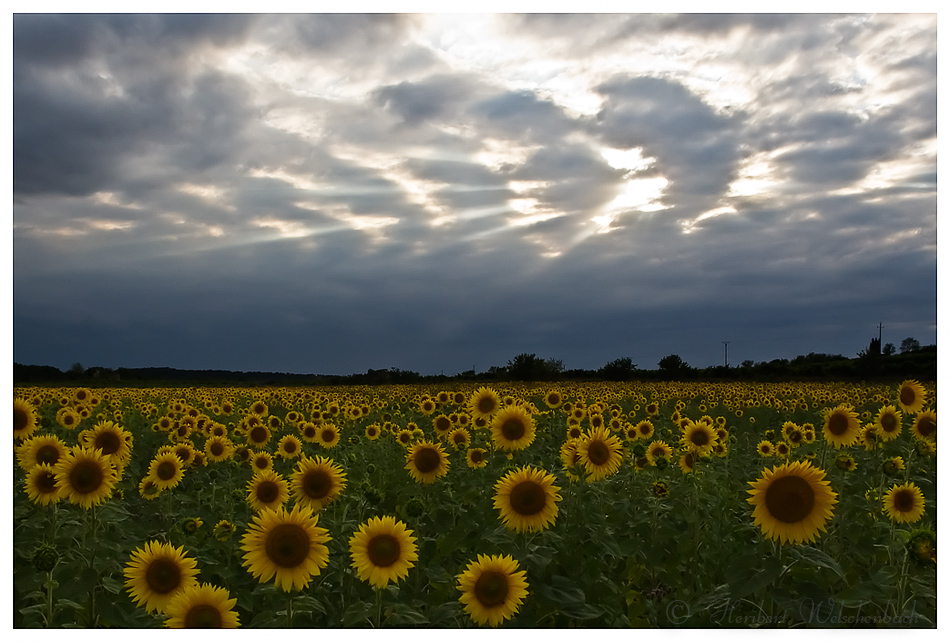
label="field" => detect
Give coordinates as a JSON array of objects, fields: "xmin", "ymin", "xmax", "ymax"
[{"xmin": 13, "ymin": 379, "xmax": 937, "ymax": 628}]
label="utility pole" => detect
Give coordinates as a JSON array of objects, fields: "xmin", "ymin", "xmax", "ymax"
[
  {"xmin": 723, "ymin": 341, "xmax": 730, "ymax": 367},
  {"xmin": 878, "ymin": 322, "xmax": 883, "ymax": 344}
]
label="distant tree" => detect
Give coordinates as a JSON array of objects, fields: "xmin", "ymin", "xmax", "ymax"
[
  {"xmin": 507, "ymin": 353, "xmax": 562, "ymax": 381},
  {"xmin": 858, "ymin": 337, "xmax": 881, "ymax": 358},
  {"xmin": 900, "ymin": 337, "xmax": 921, "ymax": 354},
  {"xmin": 599, "ymin": 357, "xmax": 637, "ymax": 380},
  {"xmin": 882, "ymin": 343, "xmax": 896, "ymax": 356},
  {"xmin": 657, "ymin": 354, "xmax": 689, "ymax": 373}
]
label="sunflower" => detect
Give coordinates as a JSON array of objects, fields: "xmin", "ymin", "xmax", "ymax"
[
  {"xmin": 244, "ymin": 422, "xmax": 272, "ymax": 448},
  {"xmin": 543, "ymin": 390, "xmax": 563, "ymax": 409},
  {"xmin": 53, "ymin": 446, "xmax": 118, "ymax": 509},
  {"xmin": 250, "ymin": 450, "xmax": 273, "ymax": 472},
  {"xmin": 882, "ymin": 482, "xmax": 926, "ymax": 523},
  {"xmin": 163, "ymin": 582, "xmax": 240, "ymax": 628},
  {"xmin": 448, "ymin": 427, "xmax": 471, "ymax": 450},
  {"xmin": 24, "ymin": 463, "xmax": 61, "ymax": 506},
  {"xmin": 79, "ymin": 421, "xmax": 133, "ymax": 463},
  {"xmin": 896, "ymin": 380, "xmax": 927, "ymax": 414},
  {"xmin": 247, "ymin": 469, "xmax": 290, "ymax": 513},
  {"xmin": 678, "ymin": 452, "xmax": 696, "ymax": 474},
  {"xmin": 646, "ymin": 440, "xmax": 673, "ymax": 463},
  {"xmin": 747, "ymin": 460, "xmax": 838, "ymax": 545},
  {"xmin": 349, "ymin": 515, "xmax": 419, "ymax": 589},
  {"xmin": 241, "ymin": 505, "xmax": 332, "ymax": 592},
  {"xmin": 756, "ymin": 440, "xmax": 775, "ymax": 457},
  {"xmin": 469, "ymin": 387, "xmax": 502, "ymax": 419},
  {"xmin": 276, "ymin": 434, "xmax": 303, "ymax": 460},
  {"xmin": 652, "ymin": 480, "xmax": 670, "ymax": 498},
  {"xmin": 559, "ymin": 439, "xmax": 583, "ymax": 481},
  {"xmin": 147, "ymin": 452, "xmax": 185, "ymax": 491},
  {"xmin": 364, "ymin": 423, "xmax": 381, "ymax": 440},
  {"xmin": 680, "ymin": 420, "xmax": 718, "ymax": 456},
  {"xmin": 578, "ymin": 426, "xmax": 624, "ymax": 481},
  {"xmin": 834, "ymin": 454, "xmax": 857, "ymax": 472},
  {"xmin": 457, "ymin": 554, "xmax": 529, "ymax": 627},
  {"xmin": 172, "ymin": 443, "xmax": 197, "ymax": 467},
  {"xmin": 911, "ymin": 410, "xmax": 936, "ymax": 442},
  {"xmin": 821, "ymin": 404, "xmax": 861, "ymax": 448},
  {"xmin": 433, "ymin": 414, "xmax": 454, "ymax": 439},
  {"xmin": 17, "ymin": 434, "xmax": 68, "ymax": 471},
  {"xmin": 14, "ymin": 398, "xmax": 39, "ymax": 440},
  {"xmin": 873, "ymin": 405, "xmax": 903, "ymax": 442},
  {"xmin": 406, "ymin": 439, "xmax": 450, "ymax": 484},
  {"xmin": 317, "ymin": 424, "xmax": 341, "ymax": 449},
  {"xmin": 466, "ymin": 447, "xmax": 488, "ymax": 469},
  {"xmin": 55, "ymin": 406, "xmax": 82, "ymax": 430},
  {"xmin": 493, "ymin": 466, "xmax": 562, "ymax": 533},
  {"xmin": 204, "ymin": 435, "xmax": 235, "ymax": 463},
  {"xmin": 907, "ymin": 529, "xmax": 936, "ymax": 565},
  {"xmin": 290, "ymin": 456, "xmax": 347, "ymax": 511},
  {"xmin": 774, "ymin": 441, "xmax": 791, "ymax": 458},
  {"xmin": 213, "ymin": 520, "xmax": 235, "ymax": 542},
  {"xmin": 299, "ymin": 422, "xmax": 319, "ymax": 443},
  {"xmin": 490, "ymin": 405, "xmax": 536, "ymax": 451},
  {"xmin": 124, "ymin": 540, "xmax": 200, "ymax": 614},
  {"xmin": 633, "ymin": 420, "xmax": 655, "ymax": 441}
]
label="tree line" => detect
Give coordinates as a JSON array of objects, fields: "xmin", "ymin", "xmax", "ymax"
[{"xmin": 12, "ymin": 338, "xmax": 935, "ymax": 386}]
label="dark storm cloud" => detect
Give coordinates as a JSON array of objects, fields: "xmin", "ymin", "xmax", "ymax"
[
  {"xmin": 12, "ymin": 13, "xmax": 937, "ymax": 375},
  {"xmin": 592, "ymin": 75, "xmax": 741, "ymax": 212}
]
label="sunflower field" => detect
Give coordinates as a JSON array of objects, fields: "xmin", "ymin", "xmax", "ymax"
[{"xmin": 12, "ymin": 379, "xmax": 937, "ymax": 628}]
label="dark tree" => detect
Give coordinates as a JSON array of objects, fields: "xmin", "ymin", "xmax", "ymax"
[
  {"xmin": 599, "ymin": 357, "xmax": 637, "ymax": 381},
  {"xmin": 506, "ymin": 353, "xmax": 563, "ymax": 381},
  {"xmin": 882, "ymin": 343, "xmax": 896, "ymax": 356},
  {"xmin": 657, "ymin": 354, "xmax": 689, "ymax": 373},
  {"xmin": 900, "ymin": 337, "xmax": 921, "ymax": 354}
]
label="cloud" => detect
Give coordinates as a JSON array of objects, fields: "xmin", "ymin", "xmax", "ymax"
[{"xmin": 12, "ymin": 13, "xmax": 937, "ymax": 374}]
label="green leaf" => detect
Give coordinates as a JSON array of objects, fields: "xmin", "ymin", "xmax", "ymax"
[
  {"xmin": 726, "ymin": 553, "xmax": 783, "ymax": 599},
  {"xmin": 787, "ymin": 545, "xmax": 845, "ymax": 579}
]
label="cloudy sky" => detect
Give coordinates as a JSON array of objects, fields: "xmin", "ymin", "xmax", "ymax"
[{"xmin": 11, "ymin": 10, "xmax": 938, "ymax": 376}]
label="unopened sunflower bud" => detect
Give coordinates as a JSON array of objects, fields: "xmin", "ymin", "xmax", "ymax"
[{"xmin": 32, "ymin": 543, "xmax": 59, "ymax": 572}]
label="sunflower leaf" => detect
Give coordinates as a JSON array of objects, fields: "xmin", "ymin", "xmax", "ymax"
[{"xmin": 786, "ymin": 546, "xmax": 845, "ymax": 579}]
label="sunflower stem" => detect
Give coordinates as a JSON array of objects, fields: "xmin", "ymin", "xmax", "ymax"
[
  {"xmin": 44, "ymin": 568, "xmax": 55, "ymax": 627},
  {"xmin": 287, "ymin": 592, "xmax": 295, "ymax": 628},
  {"xmin": 374, "ymin": 587, "xmax": 383, "ymax": 628}
]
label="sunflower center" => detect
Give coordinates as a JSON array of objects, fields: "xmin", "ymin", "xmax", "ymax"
[
  {"xmin": 880, "ymin": 414, "xmax": 898, "ymax": 433},
  {"xmin": 899, "ymin": 387, "xmax": 917, "ymax": 407},
  {"xmin": 548, "ymin": 394, "xmax": 561, "ymax": 405},
  {"xmin": 303, "ymin": 470, "xmax": 331, "ymax": 499},
  {"xmin": 414, "ymin": 448, "xmax": 441, "ymax": 474},
  {"xmin": 917, "ymin": 417, "xmax": 936, "ymax": 437},
  {"xmin": 265, "ymin": 523, "xmax": 311, "ymax": 568},
  {"xmin": 509, "ymin": 481, "xmax": 546, "ymax": 516},
  {"xmin": 70, "ymin": 460, "xmax": 105, "ymax": 494},
  {"xmin": 827, "ymin": 413, "xmax": 850, "ymax": 436},
  {"xmin": 146, "ymin": 558, "xmax": 183, "ymax": 594},
  {"xmin": 37, "ymin": 470, "xmax": 58, "ymax": 493},
  {"xmin": 501, "ymin": 418, "xmax": 526, "ymax": 441},
  {"xmin": 304, "ymin": 426, "xmax": 316, "ymax": 438},
  {"xmin": 765, "ymin": 475, "xmax": 815, "ymax": 523},
  {"xmin": 184, "ymin": 603, "xmax": 223, "ymax": 628},
  {"xmin": 435, "ymin": 417, "xmax": 451, "ymax": 432},
  {"xmin": 210, "ymin": 442, "xmax": 225, "ymax": 456},
  {"xmin": 474, "ymin": 570, "xmax": 509, "ymax": 607},
  {"xmin": 256, "ymin": 480, "xmax": 280, "ymax": 504},
  {"xmin": 586, "ymin": 440, "xmax": 611, "ymax": 466},
  {"xmin": 249, "ymin": 426, "xmax": 268, "ymax": 443},
  {"xmin": 367, "ymin": 534, "xmax": 401, "ymax": 568},
  {"xmin": 36, "ymin": 445, "xmax": 61, "ymax": 466},
  {"xmin": 689, "ymin": 429, "xmax": 709, "ymax": 446},
  {"xmin": 470, "ymin": 450, "xmax": 483, "ymax": 463},
  {"xmin": 893, "ymin": 489, "xmax": 916, "ymax": 512},
  {"xmin": 156, "ymin": 461, "xmax": 178, "ymax": 481},
  {"xmin": 321, "ymin": 429, "xmax": 336, "ymax": 443},
  {"xmin": 453, "ymin": 432, "xmax": 466, "ymax": 444},
  {"xmin": 14, "ymin": 407, "xmax": 29, "ymax": 432},
  {"xmin": 477, "ymin": 397, "xmax": 496, "ymax": 414},
  {"xmin": 254, "ymin": 457, "xmax": 269, "ymax": 469}
]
